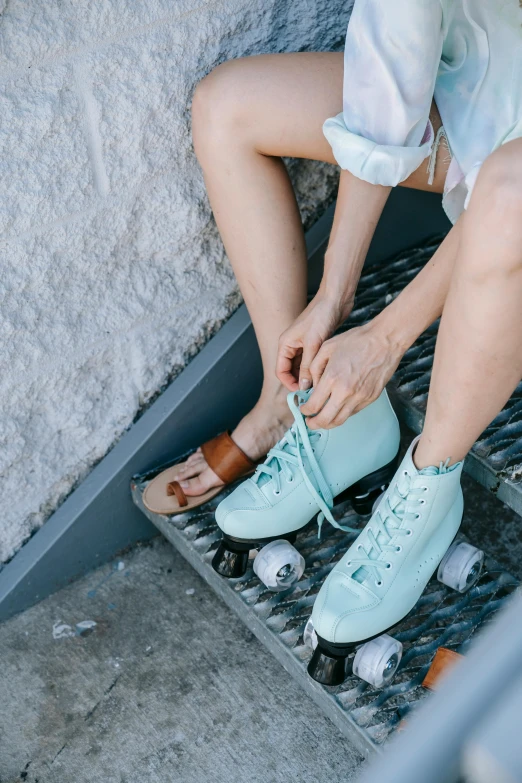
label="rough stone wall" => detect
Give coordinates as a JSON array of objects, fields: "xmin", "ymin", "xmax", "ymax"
[{"xmin": 0, "ymin": 0, "xmax": 349, "ymax": 564}]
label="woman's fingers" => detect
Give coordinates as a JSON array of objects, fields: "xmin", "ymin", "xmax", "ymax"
[
  {"xmin": 330, "ymin": 398, "xmax": 362, "ymax": 428},
  {"xmin": 307, "ymin": 393, "xmax": 346, "ymax": 429},
  {"xmin": 300, "ymin": 345, "xmax": 332, "ymax": 415},
  {"xmin": 298, "ymin": 339, "xmax": 321, "ymax": 391},
  {"xmin": 300, "ymin": 377, "xmax": 331, "ymax": 418},
  {"xmin": 276, "ymin": 294, "xmax": 343, "ymax": 391},
  {"xmin": 276, "ymin": 339, "xmax": 301, "ymax": 391},
  {"xmin": 309, "ymin": 346, "xmax": 330, "ymax": 389}
]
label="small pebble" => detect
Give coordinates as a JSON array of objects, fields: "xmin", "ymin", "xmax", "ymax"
[
  {"xmin": 117, "ymin": 561, "xmax": 125, "ymax": 571},
  {"xmin": 185, "ymin": 588, "xmax": 195, "ymax": 596}
]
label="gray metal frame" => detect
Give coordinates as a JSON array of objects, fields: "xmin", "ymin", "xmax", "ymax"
[
  {"xmin": 0, "ymin": 188, "xmax": 450, "ymax": 622},
  {"xmin": 462, "ymin": 667, "xmax": 522, "ymax": 782}
]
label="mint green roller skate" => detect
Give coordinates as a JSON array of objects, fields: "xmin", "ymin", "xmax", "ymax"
[
  {"xmin": 211, "ymin": 387, "xmax": 401, "ymax": 586},
  {"xmin": 307, "ymin": 435, "xmax": 484, "ymax": 688}
]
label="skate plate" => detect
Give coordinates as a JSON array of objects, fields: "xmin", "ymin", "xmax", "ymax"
[{"xmin": 131, "ymin": 476, "xmax": 518, "ymax": 757}]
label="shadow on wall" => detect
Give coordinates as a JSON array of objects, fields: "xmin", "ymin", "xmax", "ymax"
[{"xmin": 0, "ymin": 0, "xmax": 351, "ymax": 566}]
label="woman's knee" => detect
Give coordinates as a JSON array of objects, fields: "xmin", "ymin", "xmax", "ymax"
[
  {"xmin": 463, "ymin": 142, "xmax": 522, "ymax": 277},
  {"xmin": 191, "ymin": 58, "xmax": 254, "ymax": 155},
  {"xmin": 472, "ymin": 143, "xmax": 522, "ymax": 227}
]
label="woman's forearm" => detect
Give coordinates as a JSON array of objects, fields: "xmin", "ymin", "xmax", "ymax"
[
  {"xmin": 301, "ymin": 219, "xmax": 462, "ymax": 428},
  {"xmin": 372, "ymin": 218, "xmax": 461, "ymax": 353},
  {"xmin": 320, "ymin": 169, "xmax": 392, "ymax": 311},
  {"xmin": 276, "ymin": 171, "xmax": 391, "ymax": 391}
]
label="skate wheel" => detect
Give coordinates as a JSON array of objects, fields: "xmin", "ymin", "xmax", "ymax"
[
  {"xmin": 253, "ymin": 540, "xmax": 305, "ymax": 591},
  {"xmin": 303, "ymin": 617, "xmax": 318, "ymax": 651},
  {"xmin": 352, "ymin": 634, "xmax": 403, "ymax": 688},
  {"xmin": 437, "ymin": 541, "xmax": 484, "ymax": 593}
]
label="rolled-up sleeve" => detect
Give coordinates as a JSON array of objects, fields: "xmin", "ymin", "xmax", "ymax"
[{"xmin": 324, "ymin": 0, "xmax": 444, "ymax": 186}]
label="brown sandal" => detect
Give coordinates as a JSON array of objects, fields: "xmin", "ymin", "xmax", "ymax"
[{"xmin": 142, "ymin": 431, "xmax": 258, "ymax": 515}]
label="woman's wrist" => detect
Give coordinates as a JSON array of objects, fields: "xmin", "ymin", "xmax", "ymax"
[
  {"xmin": 319, "ymin": 252, "xmax": 361, "ymax": 316},
  {"xmin": 316, "ymin": 280, "xmax": 355, "ymax": 321},
  {"xmin": 371, "ymin": 300, "xmax": 420, "ymax": 356}
]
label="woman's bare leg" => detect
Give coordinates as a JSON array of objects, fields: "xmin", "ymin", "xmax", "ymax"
[
  {"xmin": 415, "ymin": 139, "xmax": 522, "ymax": 468},
  {"xmin": 183, "ymin": 53, "xmax": 342, "ymax": 495},
  {"xmin": 182, "ymin": 52, "xmax": 448, "ymax": 497}
]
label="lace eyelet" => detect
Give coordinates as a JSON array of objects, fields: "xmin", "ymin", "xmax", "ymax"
[
  {"xmin": 346, "ymin": 560, "xmax": 351, "ymax": 566},
  {"xmin": 286, "ymin": 476, "xmax": 294, "ymax": 484},
  {"xmin": 415, "ymin": 513, "xmax": 421, "ymax": 519},
  {"xmin": 396, "ymin": 546, "xmax": 402, "ymax": 553},
  {"xmin": 375, "ymin": 580, "xmax": 383, "ymax": 587},
  {"xmin": 419, "ymin": 499, "xmax": 426, "ymax": 505},
  {"xmin": 273, "ymin": 490, "xmax": 281, "ymax": 496},
  {"xmin": 423, "ymin": 486, "xmax": 429, "ymax": 492},
  {"xmin": 386, "ymin": 563, "xmax": 392, "ymax": 569},
  {"xmin": 406, "ymin": 529, "xmax": 413, "ymax": 536}
]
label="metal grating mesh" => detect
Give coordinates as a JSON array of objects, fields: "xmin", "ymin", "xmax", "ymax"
[
  {"xmin": 131, "ymin": 479, "xmax": 518, "ymax": 753},
  {"xmin": 340, "ymin": 237, "xmax": 522, "ymax": 482}
]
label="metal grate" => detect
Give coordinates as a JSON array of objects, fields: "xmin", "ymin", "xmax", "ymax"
[
  {"xmin": 339, "ymin": 237, "xmax": 522, "ymax": 513},
  {"xmin": 131, "ymin": 479, "xmax": 518, "ymax": 756}
]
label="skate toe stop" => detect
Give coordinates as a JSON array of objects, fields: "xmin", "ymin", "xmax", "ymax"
[
  {"xmin": 307, "ymin": 646, "xmax": 347, "ymax": 686},
  {"xmin": 211, "ymin": 542, "xmax": 249, "ymax": 578}
]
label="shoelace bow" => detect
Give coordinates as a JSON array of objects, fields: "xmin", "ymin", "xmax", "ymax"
[
  {"xmin": 253, "ymin": 391, "xmax": 359, "ymax": 538},
  {"xmin": 347, "ymin": 458, "xmax": 453, "ymax": 584}
]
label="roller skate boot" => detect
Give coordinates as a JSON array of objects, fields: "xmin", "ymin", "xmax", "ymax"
[
  {"xmin": 211, "ymin": 387, "xmax": 401, "ymax": 588},
  {"xmin": 308, "ymin": 435, "xmax": 484, "ymax": 688}
]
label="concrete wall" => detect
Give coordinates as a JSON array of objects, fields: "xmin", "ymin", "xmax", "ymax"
[{"xmin": 0, "ymin": 0, "xmax": 350, "ymax": 564}]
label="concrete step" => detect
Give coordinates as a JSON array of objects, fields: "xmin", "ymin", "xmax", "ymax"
[{"xmin": 0, "ymin": 538, "xmax": 365, "ymax": 783}]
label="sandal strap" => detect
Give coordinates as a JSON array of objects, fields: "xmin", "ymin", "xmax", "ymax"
[
  {"xmin": 201, "ymin": 431, "xmax": 255, "ymax": 484},
  {"xmin": 166, "ymin": 480, "xmax": 188, "ymax": 507}
]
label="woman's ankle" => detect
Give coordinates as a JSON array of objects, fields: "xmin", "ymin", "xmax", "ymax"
[
  {"xmin": 256, "ymin": 385, "xmax": 295, "ymax": 427},
  {"xmin": 413, "ymin": 436, "xmax": 466, "ymax": 471},
  {"xmin": 230, "ymin": 387, "xmax": 294, "ymax": 460}
]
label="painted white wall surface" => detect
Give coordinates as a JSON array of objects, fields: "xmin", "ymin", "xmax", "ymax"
[{"xmin": 0, "ymin": 0, "xmax": 349, "ymax": 564}]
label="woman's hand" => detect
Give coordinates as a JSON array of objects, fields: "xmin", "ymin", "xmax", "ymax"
[
  {"xmin": 300, "ymin": 321, "xmax": 404, "ymax": 429},
  {"xmin": 276, "ymin": 292, "xmax": 353, "ymax": 392}
]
